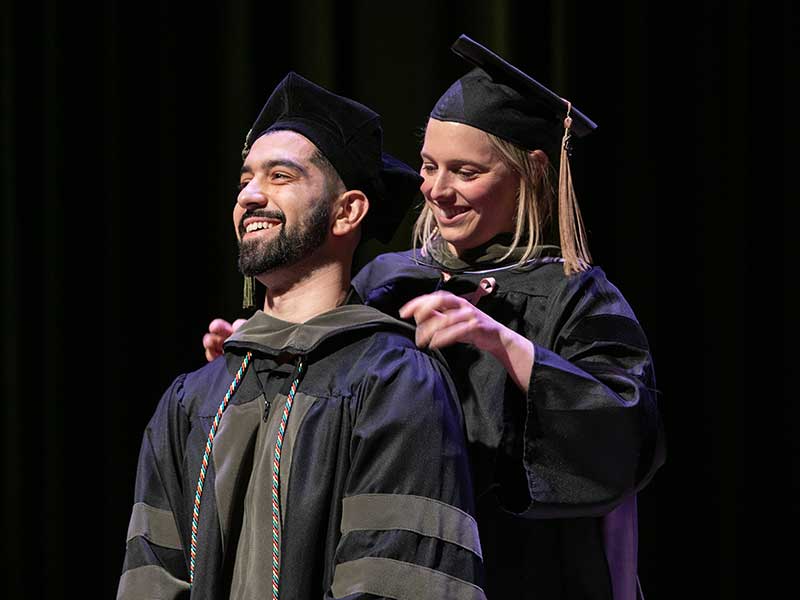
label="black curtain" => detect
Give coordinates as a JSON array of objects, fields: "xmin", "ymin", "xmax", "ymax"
[{"xmin": 1, "ymin": 1, "xmax": 793, "ymax": 598}]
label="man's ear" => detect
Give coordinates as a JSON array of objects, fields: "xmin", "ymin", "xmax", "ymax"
[{"xmin": 331, "ymin": 190, "xmax": 369, "ymax": 237}]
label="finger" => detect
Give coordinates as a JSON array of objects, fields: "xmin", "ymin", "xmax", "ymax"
[
  {"xmin": 399, "ymin": 291, "xmax": 459, "ymax": 319},
  {"xmin": 400, "ymin": 291, "xmax": 465, "ymax": 322},
  {"xmin": 421, "ymin": 303, "xmax": 477, "ymax": 341},
  {"xmin": 209, "ymin": 318, "xmax": 234, "ymax": 336},
  {"xmin": 203, "ymin": 333, "xmax": 225, "ymax": 352},
  {"xmin": 429, "ymin": 320, "xmax": 477, "ymax": 350},
  {"xmin": 231, "ymin": 318, "xmax": 247, "ymax": 332},
  {"xmin": 414, "ymin": 318, "xmax": 440, "ymax": 348},
  {"xmin": 398, "ymin": 296, "xmax": 426, "ymax": 319},
  {"xmin": 417, "ymin": 306, "xmax": 476, "ymax": 348},
  {"xmin": 203, "ymin": 333, "xmax": 224, "ymax": 362},
  {"xmin": 203, "ymin": 332, "xmax": 221, "ymax": 349},
  {"xmin": 412, "ymin": 303, "xmax": 468, "ymax": 347}
]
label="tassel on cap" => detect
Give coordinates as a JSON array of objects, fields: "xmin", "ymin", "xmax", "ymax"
[
  {"xmin": 558, "ymin": 102, "xmax": 592, "ymax": 275},
  {"xmin": 242, "ymin": 275, "xmax": 256, "ymax": 310}
]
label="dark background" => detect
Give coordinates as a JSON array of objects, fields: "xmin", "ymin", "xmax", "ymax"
[{"xmin": 1, "ymin": 1, "xmax": 794, "ymax": 598}]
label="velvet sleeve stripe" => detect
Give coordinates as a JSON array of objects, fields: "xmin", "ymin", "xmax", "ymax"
[
  {"xmin": 341, "ymin": 493, "xmax": 482, "ymax": 559},
  {"xmin": 116, "ymin": 565, "xmax": 190, "ymax": 600},
  {"xmin": 330, "ymin": 556, "xmax": 487, "ymax": 600},
  {"xmin": 565, "ymin": 314, "xmax": 650, "ymax": 349},
  {"xmin": 125, "ymin": 502, "xmax": 182, "ymax": 550}
]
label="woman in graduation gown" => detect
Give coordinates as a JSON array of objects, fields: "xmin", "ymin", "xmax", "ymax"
[{"xmin": 205, "ymin": 36, "xmax": 664, "ymax": 600}]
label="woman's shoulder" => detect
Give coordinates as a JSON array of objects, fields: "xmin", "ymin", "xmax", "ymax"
[
  {"xmin": 490, "ymin": 261, "xmax": 624, "ymax": 303},
  {"xmin": 353, "ymin": 249, "xmax": 440, "ymax": 302},
  {"xmin": 358, "ymin": 249, "xmax": 434, "ymax": 277}
]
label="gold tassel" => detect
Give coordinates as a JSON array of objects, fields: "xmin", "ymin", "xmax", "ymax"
[
  {"xmin": 558, "ymin": 101, "xmax": 592, "ymax": 275},
  {"xmin": 242, "ymin": 275, "xmax": 256, "ymax": 310}
]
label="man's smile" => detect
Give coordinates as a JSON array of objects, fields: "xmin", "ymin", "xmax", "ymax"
[
  {"xmin": 245, "ymin": 220, "xmax": 281, "ymax": 232},
  {"xmin": 241, "ymin": 215, "xmax": 284, "ymax": 239}
]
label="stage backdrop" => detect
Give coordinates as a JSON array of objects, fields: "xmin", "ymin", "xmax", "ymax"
[{"xmin": 1, "ymin": 1, "xmax": 793, "ymax": 598}]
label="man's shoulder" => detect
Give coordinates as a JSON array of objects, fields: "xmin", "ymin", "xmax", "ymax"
[
  {"xmin": 316, "ymin": 317, "xmax": 450, "ymax": 387},
  {"xmin": 314, "ymin": 310, "xmax": 418, "ymax": 363},
  {"xmin": 183, "ymin": 354, "xmax": 237, "ymax": 388},
  {"xmin": 353, "ymin": 325, "xmax": 453, "ymax": 385},
  {"xmin": 161, "ymin": 355, "xmax": 252, "ymax": 414}
]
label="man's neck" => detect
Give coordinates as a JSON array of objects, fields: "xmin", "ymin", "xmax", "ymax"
[{"xmin": 256, "ymin": 257, "xmax": 351, "ymax": 323}]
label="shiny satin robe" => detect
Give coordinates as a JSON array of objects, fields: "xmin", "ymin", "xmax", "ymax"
[
  {"xmin": 117, "ymin": 305, "xmax": 486, "ymax": 600},
  {"xmin": 352, "ymin": 239, "xmax": 665, "ymax": 600}
]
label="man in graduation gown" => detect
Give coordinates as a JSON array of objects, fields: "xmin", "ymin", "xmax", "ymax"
[{"xmin": 116, "ymin": 72, "xmax": 486, "ymax": 600}]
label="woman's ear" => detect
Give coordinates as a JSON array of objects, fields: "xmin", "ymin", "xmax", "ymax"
[
  {"xmin": 331, "ymin": 190, "xmax": 370, "ymax": 237},
  {"xmin": 529, "ymin": 149, "xmax": 550, "ymax": 167}
]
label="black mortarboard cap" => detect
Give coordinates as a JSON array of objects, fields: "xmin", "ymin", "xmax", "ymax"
[
  {"xmin": 241, "ymin": 72, "xmax": 421, "ymax": 244},
  {"xmin": 431, "ymin": 35, "xmax": 598, "ymax": 154}
]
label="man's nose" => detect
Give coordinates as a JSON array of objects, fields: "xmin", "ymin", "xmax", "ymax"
[{"xmin": 237, "ymin": 181, "xmax": 268, "ymax": 210}]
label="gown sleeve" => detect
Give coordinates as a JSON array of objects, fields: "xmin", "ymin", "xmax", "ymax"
[
  {"xmin": 511, "ymin": 267, "xmax": 665, "ymax": 518},
  {"xmin": 327, "ymin": 340, "xmax": 487, "ymax": 600},
  {"xmin": 116, "ymin": 374, "xmax": 192, "ymax": 600}
]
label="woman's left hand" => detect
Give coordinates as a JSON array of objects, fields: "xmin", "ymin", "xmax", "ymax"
[{"xmin": 398, "ymin": 290, "xmax": 504, "ymax": 353}]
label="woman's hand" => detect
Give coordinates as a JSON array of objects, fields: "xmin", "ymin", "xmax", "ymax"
[
  {"xmin": 399, "ymin": 290, "xmax": 504, "ymax": 353},
  {"xmin": 399, "ymin": 290, "xmax": 534, "ymax": 393},
  {"xmin": 203, "ymin": 318, "xmax": 247, "ymax": 362}
]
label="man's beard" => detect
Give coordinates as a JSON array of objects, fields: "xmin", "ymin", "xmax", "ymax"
[{"xmin": 237, "ymin": 198, "xmax": 331, "ymax": 277}]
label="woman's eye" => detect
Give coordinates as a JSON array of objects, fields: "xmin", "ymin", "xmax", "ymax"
[{"xmin": 457, "ymin": 170, "xmax": 478, "ymax": 180}]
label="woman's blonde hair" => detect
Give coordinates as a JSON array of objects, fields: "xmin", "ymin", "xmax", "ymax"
[{"xmin": 412, "ymin": 130, "xmax": 592, "ymax": 273}]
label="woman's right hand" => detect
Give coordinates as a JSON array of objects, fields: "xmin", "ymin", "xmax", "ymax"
[{"xmin": 203, "ymin": 318, "xmax": 247, "ymax": 362}]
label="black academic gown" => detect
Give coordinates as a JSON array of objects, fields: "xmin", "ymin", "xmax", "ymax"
[
  {"xmin": 117, "ymin": 305, "xmax": 486, "ymax": 600},
  {"xmin": 352, "ymin": 241, "xmax": 665, "ymax": 600}
]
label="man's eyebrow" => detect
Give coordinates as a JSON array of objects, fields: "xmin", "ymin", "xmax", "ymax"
[{"xmin": 240, "ymin": 159, "xmax": 308, "ymax": 176}]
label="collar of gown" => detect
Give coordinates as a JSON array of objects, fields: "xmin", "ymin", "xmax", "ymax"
[
  {"xmin": 418, "ymin": 234, "xmax": 563, "ymax": 274},
  {"xmin": 223, "ymin": 303, "xmax": 413, "ymax": 356}
]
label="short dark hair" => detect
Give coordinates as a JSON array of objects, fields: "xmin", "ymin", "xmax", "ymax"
[{"xmin": 310, "ymin": 149, "xmax": 345, "ymax": 195}]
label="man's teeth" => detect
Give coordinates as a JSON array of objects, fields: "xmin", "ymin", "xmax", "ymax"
[{"xmin": 245, "ymin": 221, "xmax": 279, "ymax": 233}]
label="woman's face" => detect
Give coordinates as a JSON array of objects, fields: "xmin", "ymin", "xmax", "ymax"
[{"xmin": 419, "ymin": 118, "xmax": 520, "ymax": 256}]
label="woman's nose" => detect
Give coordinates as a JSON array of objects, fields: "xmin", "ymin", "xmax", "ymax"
[{"xmin": 427, "ymin": 172, "xmax": 454, "ymax": 203}]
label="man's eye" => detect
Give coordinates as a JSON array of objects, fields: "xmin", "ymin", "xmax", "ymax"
[{"xmin": 421, "ymin": 164, "xmax": 437, "ymax": 174}]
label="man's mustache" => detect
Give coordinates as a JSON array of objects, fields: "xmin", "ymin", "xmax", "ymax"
[{"xmin": 238, "ymin": 209, "xmax": 286, "ymax": 238}]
